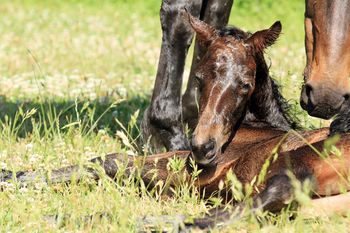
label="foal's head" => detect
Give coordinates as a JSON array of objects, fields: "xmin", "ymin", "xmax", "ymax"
[{"xmin": 186, "ymin": 13, "xmax": 282, "ymax": 166}]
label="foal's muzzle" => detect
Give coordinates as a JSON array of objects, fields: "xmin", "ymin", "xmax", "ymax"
[{"xmin": 190, "ymin": 138, "xmax": 217, "ymax": 166}]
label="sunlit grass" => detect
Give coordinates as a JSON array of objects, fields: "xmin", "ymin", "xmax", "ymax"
[{"xmin": 0, "ymin": 0, "xmax": 344, "ymax": 231}]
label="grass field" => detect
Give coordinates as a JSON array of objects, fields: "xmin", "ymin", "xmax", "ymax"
[{"xmin": 0, "ymin": 0, "xmax": 347, "ymax": 232}]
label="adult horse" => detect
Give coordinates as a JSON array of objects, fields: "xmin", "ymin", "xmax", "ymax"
[{"xmin": 300, "ymin": 0, "xmax": 350, "ymax": 120}]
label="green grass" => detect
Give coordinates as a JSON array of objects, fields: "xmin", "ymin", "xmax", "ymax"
[{"xmin": 0, "ymin": 0, "xmax": 345, "ymax": 232}]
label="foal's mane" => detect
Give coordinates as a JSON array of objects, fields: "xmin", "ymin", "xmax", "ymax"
[{"xmin": 217, "ymin": 26, "xmax": 299, "ymax": 131}]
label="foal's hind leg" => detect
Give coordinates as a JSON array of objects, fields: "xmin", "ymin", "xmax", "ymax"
[
  {"xmin": 254, "ymin": 137, "xmax": 350, "ymax": 213},
  {"xmin": 141, "ymin": 0, "xmax": 202, "ymax": 151},
  {"xmin": 182, "ymin": 0, "xmax": 234, "ymax": 130},
  {"xmin": 252, "ymin": 174, "xmax": 311, "ymax": 213}
]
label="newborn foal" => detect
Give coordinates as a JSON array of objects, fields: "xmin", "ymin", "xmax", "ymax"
[{"xmin": 186, "ymin": 13, "xmax": 350, "ymax": 221}]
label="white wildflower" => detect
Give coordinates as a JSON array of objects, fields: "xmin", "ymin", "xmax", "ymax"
[{"xmin": 25, "ymin": 143, "xmax": 34, "ymax": 151}]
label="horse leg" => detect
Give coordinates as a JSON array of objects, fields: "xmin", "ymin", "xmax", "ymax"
[
  {"xmin": 1, "ymin": 151, "xmax": 191, "ymax": 191},
  {"xmin": 250, "ymin": 174, "xmax": 312, "ymax": 213},
  {"xmin": 182, "ymin": 0, "xmax": 234, "ymax": 130},
  {"xmin": 255, "ymin": 137, "xmax": 350, "ymax": 213},
  {"xmin": 141, "ymin": 0, "xmax": 202, "ymax": 151},
  {"xmin": 181, "ymin": 175, "xmax": 307, "ymax": 230},
  {"xmin": 186, "ymin": 177, "xmax": 350, "ymax": 231},
  {"xmin": 257, "ymin": 172, "xmax": 350, "ymax": 217}
]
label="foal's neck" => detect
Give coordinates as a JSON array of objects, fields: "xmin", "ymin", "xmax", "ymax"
[{"xmin": 243, "ymin": 53, "xmax": 296, "ymax": 131}]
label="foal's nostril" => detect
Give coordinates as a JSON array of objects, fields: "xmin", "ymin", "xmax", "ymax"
[
  {"xmin": 190, "ymin": 138, "xmax": 215, "ymax": 154},
  {"xmin": 204, "ymin": 139, "xmax": 215, "ymax": 152},
  {"xmin": 190, "ymin": 137, "xmax": 217, "ymax": 164},
  {"xmin": 344, "ymin": 94, "xmax": 350, "ymax": 101}
]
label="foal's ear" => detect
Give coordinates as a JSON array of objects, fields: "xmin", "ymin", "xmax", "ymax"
[
  {"xmin": 184, "ymin": 10, "xmax": 218, "ymax": 46},
  {"xmin": 246, "ymin": 21, "xmax": 282, "ymax": 53}
]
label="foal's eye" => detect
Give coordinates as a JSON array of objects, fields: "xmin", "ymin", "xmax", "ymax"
[
  {"xmin": 195, "ymin": 74, "xmax": 203, "ymax": 85},
  {"xmin": 241, "ymin": 83, "xmax": 252, "ymax": 93},
  {"xmin": 243, "ymin": 83, "xmax": 251, "ymax": 89}
]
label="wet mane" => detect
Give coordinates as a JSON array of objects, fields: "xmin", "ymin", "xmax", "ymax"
[
  {"xmin": 217, "ymin": 26, "xmax": 299, "ymax": 131},
  {"xmin": 218, "ymin": 26, "xmax": 249, "ymax": 39}
]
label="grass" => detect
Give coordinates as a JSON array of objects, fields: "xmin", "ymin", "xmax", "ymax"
[{"xmin": 0, "ymin": 0, "xmax": 346, "ymax": 232}]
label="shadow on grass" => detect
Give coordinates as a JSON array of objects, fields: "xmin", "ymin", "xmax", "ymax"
[{"xmin": 0, "ymin": 94, "xmax": 150, "ymax": 138}]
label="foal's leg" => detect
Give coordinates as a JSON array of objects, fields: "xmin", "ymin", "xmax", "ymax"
[
  {"xmin": 252, "ymin": 174, "xmax": 309, "ymax": 213},
  {"xmin": 254, "ymin": 137, "xmax": 350, "ymax": 213},
  {"xmin": 141, "ymin": 0, "xmax": 202, "ymax": 151},
  {"xmin": 1, "ymin": 151, "xmax": 191, "ymax": 189},
  {"xmin": 182, "ymin": 0, "xmax": 234, "ymax": 129}
]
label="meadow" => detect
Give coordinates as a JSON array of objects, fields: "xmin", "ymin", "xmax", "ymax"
[{"xmin": 0, "ymin": 0, "xmax": 347, "ymax": 232}]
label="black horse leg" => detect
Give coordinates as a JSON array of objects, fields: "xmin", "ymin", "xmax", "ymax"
[
  {"xmin": 141, "ymin": 0, "xmax": 203, "ymax": 151},
  {"xmin": 182, "ymin": 0, "xmax": 234, "ymax": 130}
]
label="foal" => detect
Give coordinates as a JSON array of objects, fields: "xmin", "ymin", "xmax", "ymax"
[
  {"xmin": 184, "ymin": 13, "xmax": 350, "ymax": 227},
  {"xmin": 185, "ymin": 13, "xmax": 350, "ymax": 205}
]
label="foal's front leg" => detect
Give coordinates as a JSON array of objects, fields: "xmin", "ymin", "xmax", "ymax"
[
  {"xmin": 141, "ymin": 0, "xmax": 202, "ymax": 151},
  {"xmin": 182, "ymin": 0, "xmax": 234, "ymax": 129}
]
